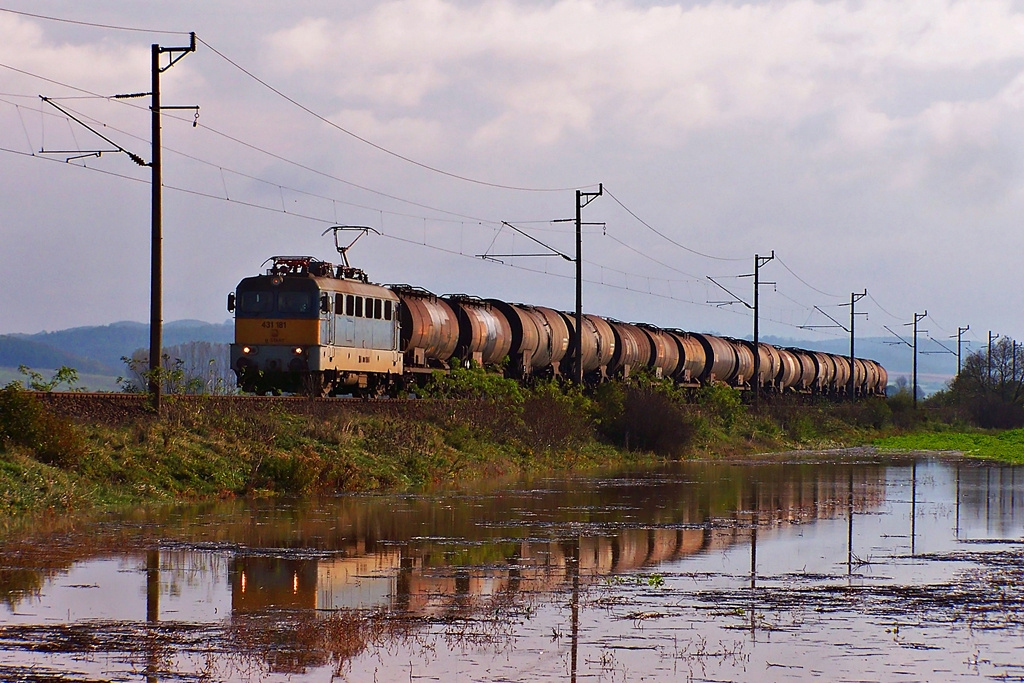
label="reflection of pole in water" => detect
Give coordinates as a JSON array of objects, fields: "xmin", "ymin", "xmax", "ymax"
[
  {"xmin": 847, "ymin": 468, "xmax": 854, "ymax": 576},
  {"xmin": 986, "ymin": 468, "xmax": 992, "ymax": 533},
  {"xmin": 750, "ymin": 481, "xmax": 758, "ymax": 591},
  {"xmin": 146, "ymin": 548, "xmax": 160, "ymax": 683},
  {"xmin": 910, "ymin": 461, "xmax": 917, "ymax": 556},
  {"xmin": 955, "ymin": 464, "xmax": 961, "ymax": 539},
  {"xmin": 570, "ymin": 538, "xmax": 580, "ymax": 683}
]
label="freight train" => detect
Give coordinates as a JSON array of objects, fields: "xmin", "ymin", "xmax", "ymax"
[{"xmin": 228, "ymin": 255, "xmax": 887, "ymax": 397}]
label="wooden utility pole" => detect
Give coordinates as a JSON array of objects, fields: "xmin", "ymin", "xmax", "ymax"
[
  {"xmin": 910, "ymin": 311, "xmax": 927, "ymax": 408},
  {"xmin": 149, "ymin": 35, "xmax": 196, "ymax": 414},
  {"xmin": 953, "ymin": 325, "xmax": 969, "ymax": 376},
  {"xmin": 846, "ymin": 290, "xmax": 867, "ymax": 397},
  {"xmin": 751, "ymin": 252, "xmax": 774, "ymax": 409},
  {"xmin": 573, "ymin": 185, "xmax": 602, "ymax": 384}
]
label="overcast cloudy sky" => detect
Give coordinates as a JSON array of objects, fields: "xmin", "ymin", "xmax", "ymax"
[{"xmin": 2, "ymin": 0, "xmax": 1022, "ymax": 369}]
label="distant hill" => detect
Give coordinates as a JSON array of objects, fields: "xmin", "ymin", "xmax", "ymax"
[
  {"xmin": 0, "ymin": 335, "xmax": 112, "ymax": 374},
  {"xmin": 3, "ymin": 320, "xmax": 233, "ymax": 375}
]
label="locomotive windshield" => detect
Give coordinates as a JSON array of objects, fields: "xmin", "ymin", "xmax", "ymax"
[
  {"xmin": 238, "ymin": 291, "xmax": 274, "ymax": 314},
  {"xmin": 235, "ymin": 279, "xmax": 319, "ymax": 318},
  {"xmin": 276, "ymin": 291, "xmax": 315, "ymax": 314}
]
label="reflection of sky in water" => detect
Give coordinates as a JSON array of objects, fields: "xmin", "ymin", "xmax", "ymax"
[
  {"xmin": 0, "ymin": 455, "xmax": 1022, "ymax": 682},
  {"xmin": 1, "ymin": 553, "xmax": 231, "ymax": 625}
]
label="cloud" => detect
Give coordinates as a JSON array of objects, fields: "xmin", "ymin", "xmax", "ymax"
[
  {"xmin": 0, "ymin": 13, "xmax": 148, "ymax": 93},
  {"xmin": 265, "ymin": 0, "xmax": 1024, "ymax": 152}
]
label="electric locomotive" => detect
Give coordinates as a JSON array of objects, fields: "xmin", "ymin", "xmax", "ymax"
[{"xmin": 228, "ymin": 255, "xmax": 401, "ymax": 396}]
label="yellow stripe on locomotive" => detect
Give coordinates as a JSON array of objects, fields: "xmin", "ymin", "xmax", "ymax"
[{"xmin": 235, "ymin": 318, "xmax": 320, "ymax": 346}]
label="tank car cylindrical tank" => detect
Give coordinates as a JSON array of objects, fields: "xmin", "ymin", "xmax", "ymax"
[
  {"xmin": 754, "ymin": 343, "xmax": 782, "ymax": 389},
  {"xmin": 445, "ymin": 295, "xmax": 513, "ymax": 366},
  {"xmin": 533, "ymin": 306, "xmax": 571, "ymax": 375},
  {"xmin": 851, "ymin": 358, "xmax": 868, "ymax": 394},
  {"xmin": 728, "ymin": 338, "xmax": 755, "ymax": 387},
  {"xmin": 391, "ymin": 286, "xmax": 459, "ymax": 366},
  {"xmin": 811, "ymin": 352, "xmax": 836, "ymax": 392},
  {"xmin": 638, "ymin": 325, "xmax": 681, "ymax": 379},
  {"xmin": 561, "ymin": 312, "xmax": 616, "ymax": 377},
  {"xmin": 872, "ymin": 360, "xmax": 889, "ymax": 395},
  {"xmin": 691, "ymin": 333, "xmax": 739, "ymax": 384},
  {"xmin": 863, "ymin": 358, "xmax": 879, "ymax": 396},
  {"xmin": 788, "ymin": 348, "xmax": 818, "ymax": 391},
  {"xmin": 608, "ymin": 321, "xmax": 652, "ymax": 377},
  {"xmin": 666, "ymin": 331, "xmax": 707, "ymax": 384},
  {"xmin": 832, "ymin": 355, "xmax": 852, "ymax": 393},
  {"xmin": 487, "ymin": 299, "xmax": 547, "ymax": 375},
  {"xmin": 775, "ymin": 347, "xmax": 801, "ymax": 391}
]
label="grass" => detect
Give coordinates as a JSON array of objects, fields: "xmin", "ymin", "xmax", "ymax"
[
  {"xmin": 875, "ymin": 429, "xmax": 1024, "ymax": 464},
  {"xmin": 6, "ymin": 372, "xmax": 1009, "ymax": 520}
]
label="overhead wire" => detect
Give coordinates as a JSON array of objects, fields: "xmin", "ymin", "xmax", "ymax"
[
  {"xmin": 0, "ymin": 138, "xmax": 826, "ymax": 334},
  {"xmin": 195, "ymin": 35, "xmax": 596, "ymax": 194},
  {"xmin": 0, "ymin": 64, "xmax": 526, "ymax": 226},
  {"xmin": 0, "ymin": 8, "xmax": 597, "ymax": 193},
  {"xmin": 774, "ymin": 255, "xmax": 842, "ymax": 299},
  {"xmin": 604, "ymin": 186, "xmax": 746, "ymax": 262},
  {"xmin": 0, "ymin": 6, "xmax": 192, "ymax": 35}
]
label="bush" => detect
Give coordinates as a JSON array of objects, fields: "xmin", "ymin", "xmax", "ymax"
[
  {"xmin": 422, "ymin": 364, "xmax": 524, "ymax": 404},
  {"xmin": 0, "ymin": 385, "xmax": 86, "ymax": 467},
  {"xmin": 695, "ymin": 383, "xmax": 744, "ymax": 429},
  {"xmin": 595, "ymin": 383, "xmax": 695, "ymax": 459}
]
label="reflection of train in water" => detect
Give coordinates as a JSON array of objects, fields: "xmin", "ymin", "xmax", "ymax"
[{"xmin": 228, "ymin": 251, "xmax": 887, "ymax": 397}]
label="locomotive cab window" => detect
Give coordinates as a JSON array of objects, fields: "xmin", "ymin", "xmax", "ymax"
[
  {"xmin": 277, "ymin": 291, "xmax": 315, "ymax": 314},
  {"xmin": 355, "ymin": 297, "xmax": 364, "ymax": 318},
  {"xmin": 374, "ymin": 299, "xmax": 383, "ymax": 319},
  {"xmin": 238, "ymin": 291, "xmax": 274, "ymax": 315},
  {"xmin": 384, "ymin": 300, "xmax": 393, "ymax": 320},
  {"xmin": 345, "ymin": 295, "xmax": 355, "ymax": 316}
]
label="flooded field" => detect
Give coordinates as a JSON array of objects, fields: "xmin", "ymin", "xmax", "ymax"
[{"xmin": 1, "ymin": 449, "xmax": 1022, "ymax": 682}]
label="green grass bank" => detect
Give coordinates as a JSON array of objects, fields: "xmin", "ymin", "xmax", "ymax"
[{"xmin": 1, "ymin": 368, "xmax": 1019, "ymax": 519}]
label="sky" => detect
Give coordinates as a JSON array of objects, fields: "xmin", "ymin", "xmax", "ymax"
[{"xmin": 2, "ymin": 0, "xmax": 1022, "ymax": 374}]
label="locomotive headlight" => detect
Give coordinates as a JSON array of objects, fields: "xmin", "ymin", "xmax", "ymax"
[
  {"xmin": 241, "ymin": 345, "xmax": 258, "ymax": 355},
  {"xmin": 293, "ymin": 346, "xmax": 304, "ymax": 355},
  {"xmin": 242, "ymin": 346, "xmax": 252, "ymax": 354}
]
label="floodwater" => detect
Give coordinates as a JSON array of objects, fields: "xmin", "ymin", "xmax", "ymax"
[{"xmin": 2, "ymin": 450, "xmax": 1023, "ymax": 682}]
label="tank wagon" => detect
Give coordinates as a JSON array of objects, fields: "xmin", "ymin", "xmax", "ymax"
[{"xmin": 229, "ymin": 256, "xmax": 887, "ymax": 398}]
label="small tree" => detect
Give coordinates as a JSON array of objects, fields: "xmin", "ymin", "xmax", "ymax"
[
  {"xmin": 15, "ymin": 365, "xmax": 82, "ymax": 392},
  {"xmin": 948, "ymin": 337, "xmax": 1024, "ymax": 428}
]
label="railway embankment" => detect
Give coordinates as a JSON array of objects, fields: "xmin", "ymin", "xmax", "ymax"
[{"xmin": 0, "ymin": 372, "xmax": 1002, "ymax": 519}]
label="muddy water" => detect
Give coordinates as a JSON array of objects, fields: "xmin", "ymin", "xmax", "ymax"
[{"xmin": 1, "ymin": 451, "xmax": 1023, "ymax": 682}]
